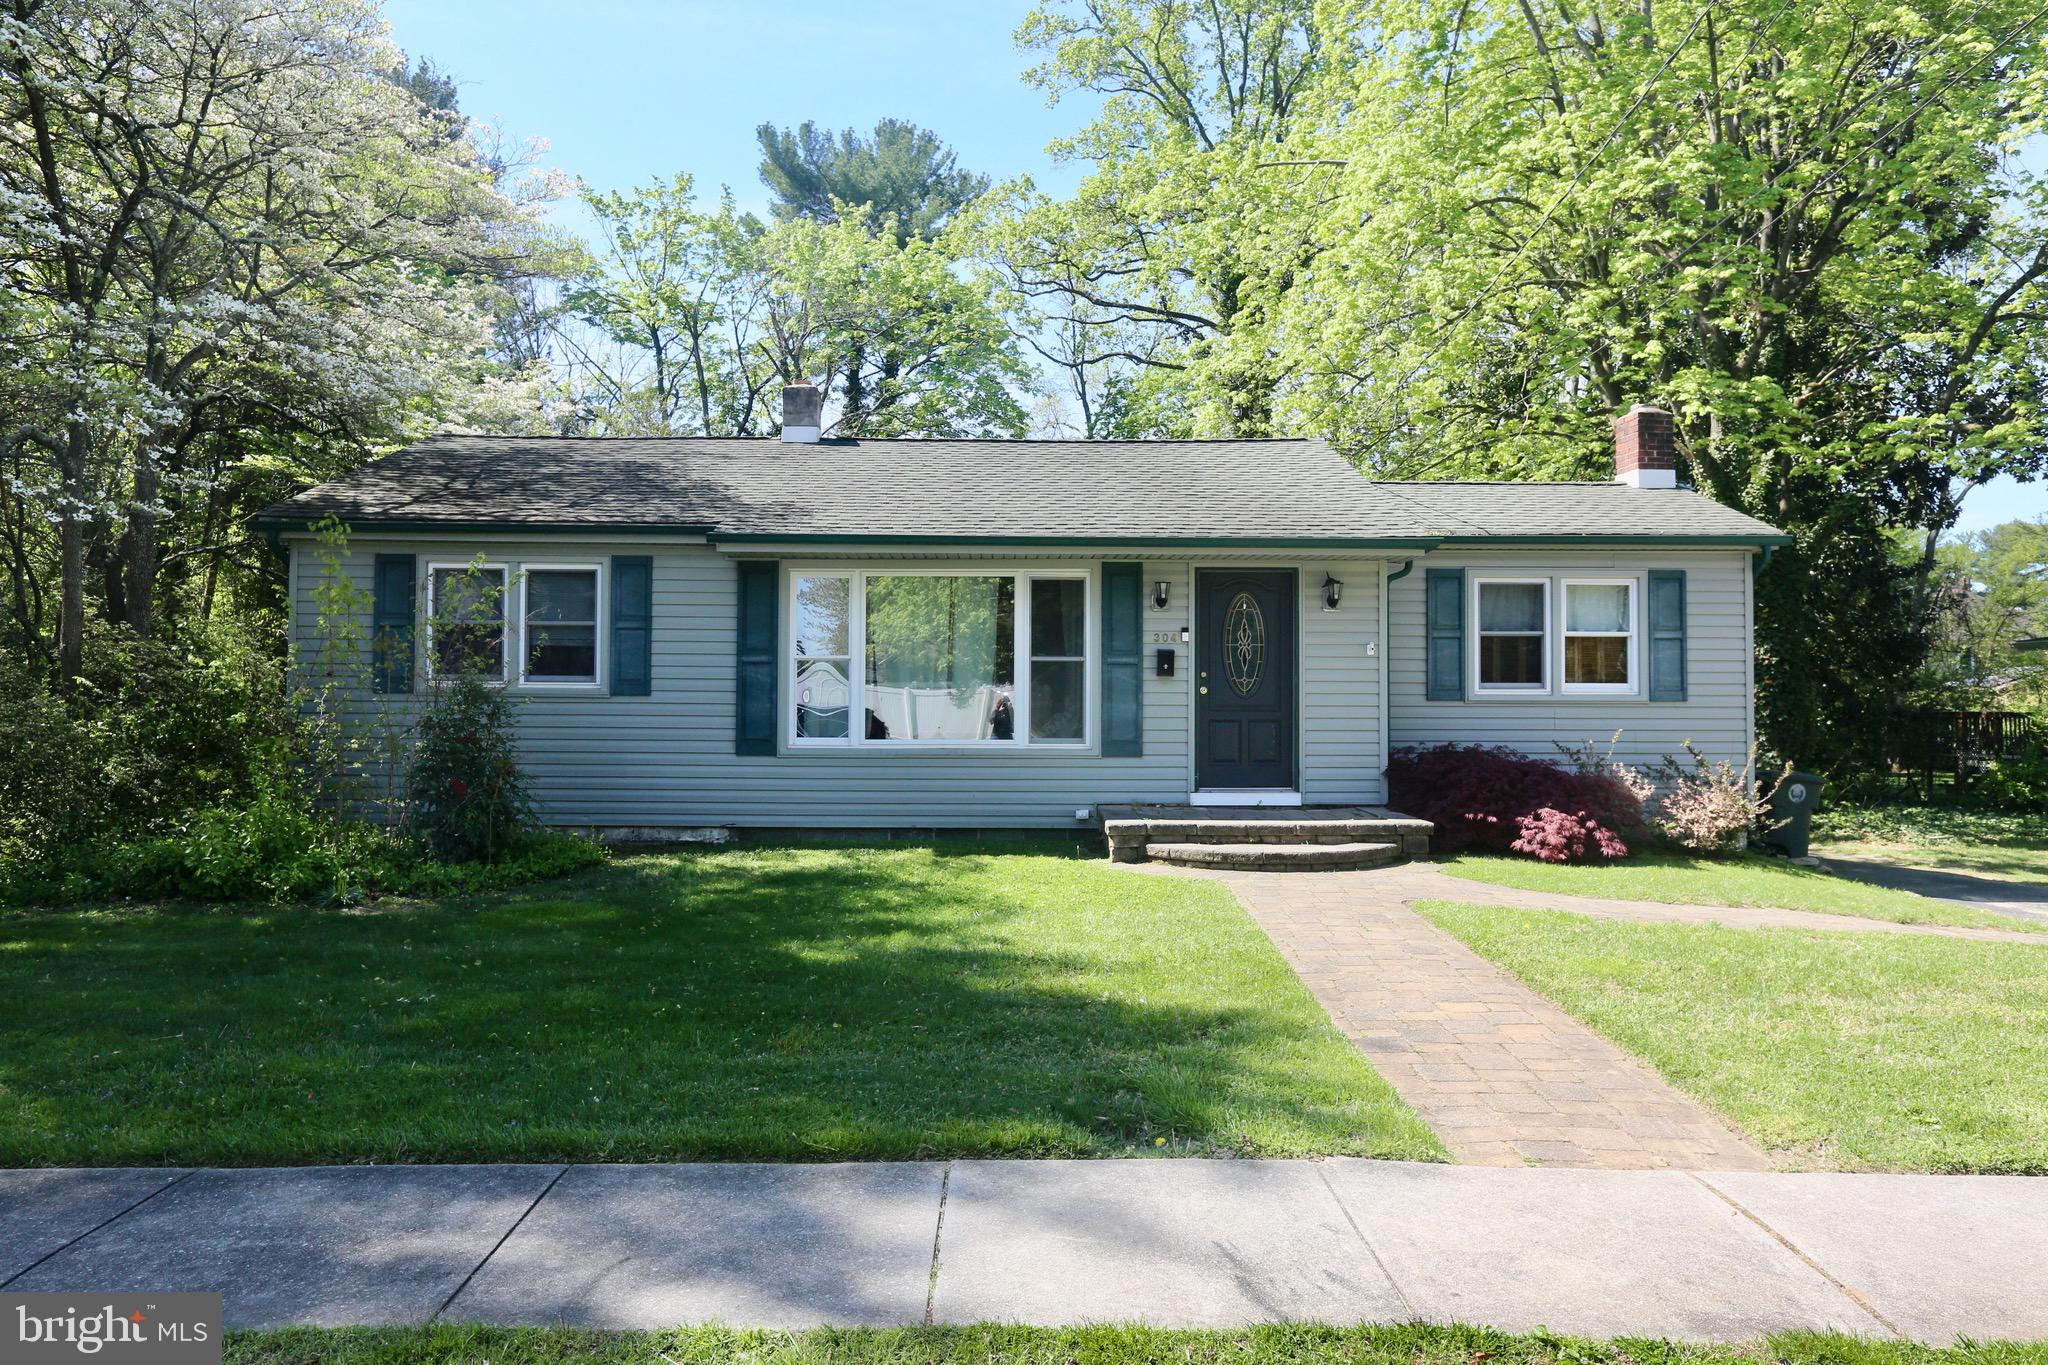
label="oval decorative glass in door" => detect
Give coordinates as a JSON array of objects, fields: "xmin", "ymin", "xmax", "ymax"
[{"xmin": 1224, "ymin": 591, "xmax": 1265, "ymax": 696}]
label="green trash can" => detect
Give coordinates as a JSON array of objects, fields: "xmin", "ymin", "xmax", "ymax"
[{"xmin": 1762, "ymin": 771, "xmax": 1825, "ymax": 857}]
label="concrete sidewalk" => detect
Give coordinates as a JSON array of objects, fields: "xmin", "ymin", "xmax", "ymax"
[{"xmin": 4, "ymin": 1161, "xmax": 2045, "ymax": 1344}]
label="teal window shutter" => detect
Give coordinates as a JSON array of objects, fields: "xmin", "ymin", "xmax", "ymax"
[
  {"xmin": 371, "ymin": 553, "xmax": 415, "ymax": 694},
  {"xmin": 1101, "ymin": 562, "xmax": 1143, "ymax": 756},
  {"xmin": 610, "ymin": 556, "xmax": 652, "ymax": 696},
  {"xmin": 1425, "ymin": 567, "xmax": 1464, "ymax": 700},
  {"xmin": 735, "ymin": 559, "xmax": 779, "ymax": 754},
  {"xmin": 1647, "ymin": 570, "xmax": 1687, "ymax": 701}
]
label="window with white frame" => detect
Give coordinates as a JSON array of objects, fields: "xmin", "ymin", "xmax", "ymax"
[
  {"xmin": 1028, "ymin": 578, "xmax": 1086, "ymax": 741},
  {"xmin": 522, "ymin": 566, "xmax": 601, "ymax": 685},
  {"xmin": 427, "ymin": 563, "xmax": 507, "ymax": 680},
  {"xmin": 1562, "ymin": 579, "xmax": 1635, "ymax": 692},
  {"xmin": 1474, "ymin": 579, "xmax": 1547, "ymax": 691},
  {"xmin": 793, "ymin": 575, "xmax": 852, "ymax": 738},
  {"xmin": 790, "ymin": 569, "xmax": 1090, "ymax": 747}
]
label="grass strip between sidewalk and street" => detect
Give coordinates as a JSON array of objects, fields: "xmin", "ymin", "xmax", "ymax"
[{"xmin": 222, "ymin": 1323, "xmax": 2048, "ymax": 1365}]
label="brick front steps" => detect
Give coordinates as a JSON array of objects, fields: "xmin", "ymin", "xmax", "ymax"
[{"xmin": 1098, "ymin": 804, "xmax": 1433, "ymax": 870}]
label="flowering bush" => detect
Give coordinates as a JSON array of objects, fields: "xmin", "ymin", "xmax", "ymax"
[
  {"xmin": 1556, "ymin": 733, "xmax": 1656, "ymax": 808},
  {"xmin": 1510, "ymin": 807, "xmax": 1630, "ymax": 863},
  {"xmin": 1385, "ymin": 743, "xmax": 1646, "ymax": 856},
  {"xmin": 405, "ymin": 678, "xmax": 535, "ymax": 863},
  {"xmin": 1654, "ymin": 743, "xmax": 1772, "ymax": 853}
]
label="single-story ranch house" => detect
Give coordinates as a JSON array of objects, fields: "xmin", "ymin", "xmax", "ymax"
[{"xmin": 255, "ymin": 385, "xmax": 1788, "ymax": 861}]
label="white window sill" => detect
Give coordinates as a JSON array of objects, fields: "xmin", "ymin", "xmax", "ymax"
[
  {"xmin": 1450, "ymin": 690, "xmax": 1649, "ymax": 703},
  {"xmin": 784, "ymin": 742, "xmax": 1097, "ymax": 757}
]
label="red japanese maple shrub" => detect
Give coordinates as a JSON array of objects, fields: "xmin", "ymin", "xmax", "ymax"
[
  {"xmin": 1509, "ymin": 806, "xmax": 1630, "ymax": 864},
  {"xmin": 1384, "ymin": 743, "xmax": 1644, "ymax": 856}
]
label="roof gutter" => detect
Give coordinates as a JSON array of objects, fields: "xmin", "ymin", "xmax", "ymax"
[
  {"xmin": 250, "ymin": 516, "xmax": 719, "ymax": 538},
  {"xmin": 1429, "ymin": 533, "xmax": 1793, "ymax": 549},
  {"xmin": 249, "ymin": 520, "xmax": 1793, "ymax": 552},
  {"xmin": 706, "ymin": 532, "xmax": 1446, "ymax": 550}
]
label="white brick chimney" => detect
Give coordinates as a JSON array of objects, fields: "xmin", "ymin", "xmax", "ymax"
[
  {"xmin": 780, "ymin": 378, "xmax": 822, "ymax": 443},
  {"xmin": 1613, "ymin": 404, "xmax": 1679, "ymax": 488}
]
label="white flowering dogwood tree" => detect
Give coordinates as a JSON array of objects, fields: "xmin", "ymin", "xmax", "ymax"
[{"xmin": 0, "ymin": 0, "xmax": 556, "ymax": 680}]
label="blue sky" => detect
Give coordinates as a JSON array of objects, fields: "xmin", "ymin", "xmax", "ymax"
[
  {"xmin": 383, "ymin": 0, "xmax": 1095, "ymax": 218},
  {"xmin": 383, "ymin": 0, "xmax": 2046, "ymax": 534}
]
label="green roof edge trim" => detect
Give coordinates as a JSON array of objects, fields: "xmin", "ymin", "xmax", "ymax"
[
  {"xmin": 705, "ymin": 532, "xmax": 1445, "ymax": 549},
  {"xmin": 253, "ymin": 521, "xmax": 1789, "ymax": 550},
  {"xmin": 1431, "ymin": 533, "xmax": 1792, "ymax": 548},
  {"xmin": 253, "ymin": 517, "xmax": 717, "ymax": 537}
]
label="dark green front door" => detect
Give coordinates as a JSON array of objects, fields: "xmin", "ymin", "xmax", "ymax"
[{"xmin": 1195, "ymin": 569, "xmax": 1296, "ymax": 790}]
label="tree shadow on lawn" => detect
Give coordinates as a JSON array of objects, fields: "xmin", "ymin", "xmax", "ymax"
[{"xmin": 0, "ymin": 843, "xmax": 1434, "ymax": 1166}]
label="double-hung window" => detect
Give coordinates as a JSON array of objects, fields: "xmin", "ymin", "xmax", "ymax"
[
  {"xmin": 789, "ymin": 569, "xmax": 1091, "ymax": 747},
  {"xmin": 522, "ymin": 566, "xmax": 602, "ymax": 686},
  {"xmin": 1469, "ymin": 575, "xmax": 1642, "ymax": 697},
  {"xmin": 1474, "ymin": 579, "xmax": 1548, "ymax": 692},
  {"xmin": 1561, "ymin": 579, "xmax": 1635, "ymax": 693},
  {"xmin": 427, "ymin": 563, "xmax": 508, "ymax": 681}
]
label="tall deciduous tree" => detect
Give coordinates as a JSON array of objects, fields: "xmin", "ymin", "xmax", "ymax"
[
  {"xmin": 0, "ymin": 0, "xmax": 549, "ymax": 680},
  {"xmin": 565, "ymin": 176, "xmax": 770, "ymax": 436},
  {"xmin": 1264, "ymin": 0, "xmax": 2048, "ymax": 767},
  {"xmin": 1922, "ymin": 519, "xmax": 2048, "ymax": 705},
  {"xmin": 559, "ymin": 177, "xmax": 1030, "ymax": 439},
  {"xmin": 972, "ymin": 0, "xmax": 1329, "ymax": 436}
]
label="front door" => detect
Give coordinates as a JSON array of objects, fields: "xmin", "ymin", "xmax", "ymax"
[{"xmin": 1195, "ymin": 569, "xmax": 1296, "ymax": 791}]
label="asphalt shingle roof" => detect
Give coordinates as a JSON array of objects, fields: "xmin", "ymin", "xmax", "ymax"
[{"xmin": 255, "ymin": 435, "xmax": 1788, "ymax": 545}]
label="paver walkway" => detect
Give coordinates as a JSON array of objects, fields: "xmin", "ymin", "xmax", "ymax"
[
  {"xmin": 6, "ymin": 1160, "xmax": 2047, "ymax": 1342},
  {"xmin": 1152, "ymin": 859, "xmax": 2047, "ymax": 1170},
  {"xmin": 1157, "ymin": 863, "xmax": 1773, "ymax": 1170}
]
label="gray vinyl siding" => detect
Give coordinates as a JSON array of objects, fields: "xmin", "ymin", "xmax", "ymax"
[
  {"xmin": 289, "ymin": 535, "xmax": 1752, "ymax": 828},
  {"xmin": 1298, "ymin": 560, "xmax": 1386, "ymax": 803},
  {"xmin": 290, "ymin": 539, "xmax": 1364, "ymax": 829},
  {"xmin": 1387, "ymin": 547, "xmax": 1756, "ymax": 775}
]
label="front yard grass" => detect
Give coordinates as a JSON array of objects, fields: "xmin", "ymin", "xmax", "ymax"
[
  {"xmin": 1812, "ymin": 803, "xmax": 2048, "ymax": 886},
  {"xmin": 1418, "ymin": 901, "xmax": 2048, "ymax": 1173},
  {"xmin": 0, "ymin": 842, "xmax": 1443, "ymax": 1167},
  {"xmin": 1436, "ymin": 850, "xmax": 2042, "ymax": 932},
  {"xmin": 222, "ymin": 1324, "xmax": 2048, "ymax": 1365}
]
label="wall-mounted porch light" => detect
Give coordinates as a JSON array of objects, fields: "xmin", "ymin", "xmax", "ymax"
[
  {"xmin": 1321, "ymin": 573, "xmax": 1344, "ymax": 611},
  {"xmin": 1152, "ymin": 579, "xmax": 1171, "ymax": 611}
]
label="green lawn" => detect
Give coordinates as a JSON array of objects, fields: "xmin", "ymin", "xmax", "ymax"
[
  {"xmin": 0, "ymin": 843, "xmax": 1442, "ymax": 1166},
  {"xmin": 1813, "ymin": 804, "xmax": 2048, "ymax": 886},
  {"xmin": 1436, "ymin": 850, "xmax": 2042, "ymax": 932},
  {"xmin": 1418, "ymin": 901, "xmax": 2048, "ymax": 1173},
  {"xmin": 221, "ymin": 1324, "xmax": 2048, "ymax": 1365}
]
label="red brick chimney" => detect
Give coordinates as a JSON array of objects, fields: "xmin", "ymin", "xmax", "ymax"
[{"xmin": 1612, "ymin": 404, "xmax": 1678, "ymax": 488}]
